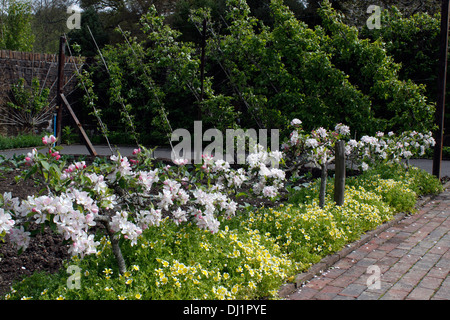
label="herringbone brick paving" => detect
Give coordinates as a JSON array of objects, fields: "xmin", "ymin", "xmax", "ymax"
[{"xmin": 287, "ymin": 189, "xmax": 450, "ymax": 300}]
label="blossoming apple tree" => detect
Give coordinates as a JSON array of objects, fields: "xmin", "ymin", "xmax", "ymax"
[
  {"xmin": 346, "ymin": 131, "xmax": 436, "ymax": 171},
  {"xmin": 0, "ymin": 120, "xmax": 437, "ymax": 273},
  {"xmin": 281, "ymin": 119, "xmax": 436, "ymax": 207},
  {"xmin": 282, "ymin": 119, "xmax": 351, "ymax": 207},
  {"xmin": 0, "ymin": 136, "xmax": 285, "ymax": 274}
]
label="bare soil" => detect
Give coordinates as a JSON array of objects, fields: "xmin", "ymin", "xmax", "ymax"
[{"xmin": 0, "ymin": 165, "xmax": 70, "ymax": 297}]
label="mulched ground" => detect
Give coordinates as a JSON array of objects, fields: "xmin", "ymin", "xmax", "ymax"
[{"xmin": 0, "ymin": 166, "xmax": 70, "ymax": 297}]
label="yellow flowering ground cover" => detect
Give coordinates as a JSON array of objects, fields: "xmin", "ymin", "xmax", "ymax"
[
  {"xmin": 234, "ymin": 185, "xmax": 394, "ymax": 272},
  {"xmin": 3, "ymin": 164, "xmax": 442, "ymax": 300}
]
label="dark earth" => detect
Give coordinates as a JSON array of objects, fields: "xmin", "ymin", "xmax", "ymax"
[{"xmin": 0, "ymin": 165, "xmax": 70, "ymax": 297}]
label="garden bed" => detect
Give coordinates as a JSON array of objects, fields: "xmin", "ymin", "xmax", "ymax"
[
  {"xmin": 0, "ymin": 163, "xmax": 70, "ymax": 296},
  {"xmin": 0, "ymin": 154, "xmax": 313, "ymax": 297},
  {"xmin": 0, "ymin": 151, "xmax": 445, "ymax": 300}
]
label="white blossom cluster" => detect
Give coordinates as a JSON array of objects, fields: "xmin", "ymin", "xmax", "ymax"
[
  {"xmin": 282, "ymin": 120, "xmax": 351, "ymax": 169},
  {"xmin": 282, "ymin": 119, "xmax": 435, "ymax": 172},
  {"xmin": 347, "ymin": 131, "xmax": 436, "ymax": 170}
]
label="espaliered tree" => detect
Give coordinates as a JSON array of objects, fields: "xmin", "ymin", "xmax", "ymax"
[
  {"xmin": 79, "ymin": 0, "xmax": 435, "ymax": 146},
  {"xmin": 318, "ymin": 1, "xmax": 435, "ymax": 134}
]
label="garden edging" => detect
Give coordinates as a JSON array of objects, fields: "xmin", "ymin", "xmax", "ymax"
[{"xmin": 278, "ymin": 180, "xmax": 450, "ymax": 299}]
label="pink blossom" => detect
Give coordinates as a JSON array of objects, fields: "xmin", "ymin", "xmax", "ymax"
[
  {"xmin": 51, "ymin": 151, "xmax": 61, "ymax": 160},
  {"xmin": 173, "ymin": 158, "xmax": 189, "ymax": 166},
  {"xmin": 25, "ymin": 148, "xmax": 37, "ymax": 165},
  {"xmin": 74, "ymin": 161, "xmax": 86, "ymax": 170},
  {"xmin": 132, "ymin": 148, "xmax": 142, "ymax": 155},
  {"xmin": 172, "ymin": 208, "xmax": 187, "ymax": 225},
  {"xmin": 0, "ymin": 208, "xmax": 15, "ymax": 234},
  {"xmin": 8, "ymin": 226, "xmax": 30, "ymax": 251},
  {"xmin": 262, "ymin": 186, "xmax": 277, "ymax": 198},
  {"xmin": 42, "ymin": 135, "xmax": 57, "ymax": 145}
]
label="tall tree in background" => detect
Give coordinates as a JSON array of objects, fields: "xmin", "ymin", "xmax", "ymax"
[
  {"xmin": 169, "ymin": 0, "xmax": 310, "ymax": 43},
  {"xmin": 78, "ymin": 0, "xmax": 178, "ymax": 43},
  {"xmin": 0, "ymin": 0, "xmax": 35, "ymax": 51},
  {"xmin": 326, "ymin": 0, "xmax": 440, "ymax": 28},
  {"xmin": 31, "ymin": 0, "xmax": 75, "ymax": 53},
  {"xmin": 67, "ymin": 6, "xmax": 109, "ymax": 57}
]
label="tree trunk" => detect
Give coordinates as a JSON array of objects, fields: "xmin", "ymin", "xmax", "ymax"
[{"xmin": 103, "ymin": 220, "xmax": 127, "ymax": 274}]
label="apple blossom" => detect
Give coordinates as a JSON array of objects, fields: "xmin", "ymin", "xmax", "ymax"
[
  {"xmin": 132, "ymin": 148, "xmax": 141, "ymax": 155},
  {"xmin": 315, "ymin": 127, "xmax": 328, "ymax": 138},
  {"xmin": 173, "ymin": 158, "xmax": 189, "ymax": 166},
  {"xmin": 172, "ymin": 208, "xmax": 188, "ymax": 225},
  {"xmin": 8, "ymin": 226, "xmax": 30, "ymax": 251},
  {"xmin": 335, "ymin": 123, "xmax": 350, "ymax": 136},
  {"xmin": 0, "ymin": 208, "xmax": 15, "ymax": 235},
  {"xmin": 212, "ymin": 159, "xmax": 230, "ymax": 172},
  {"xmin": 69, "ymin": 233, "xmax": 99, "ymax": 257},
  {"xmin": 136, "ymin": 208, "xmax": 162, "ymax": 229},
  {"xmin": 305, "ymin": 138, "xmax": 319, "ymax": 148},
  {"xmin": 42, "ymin": 135, "xmax": 57, "ymax": 145},
  {"xmin": 262, "ymin": 186, "xmax": 277, "ymax": 198},
  {"xmin": 25, "ymin": 148, "xmax": 38, "ymax": 165},
  {"xmin": 289, "ymin": 130, "xmax": 299, "ymax": 145},
  {"xmin": 137, "ymin": 170, "xmax": 159, "ymax": 192}
]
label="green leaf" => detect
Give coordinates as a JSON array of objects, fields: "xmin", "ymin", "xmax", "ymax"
[
  {"xmin": 236, "ymin": 192, "xmax": 248, "ymax": 199},
  {"xmin": 52, "ymin": 146, "xmax": 64, "ymax": 152},
  {"xmin": 23, "ymin": 165, "xmax": 37, "ymax": 181},
  {"xmin": 40, "ymin": 160, "xmax": 50, "ymax": 171}
]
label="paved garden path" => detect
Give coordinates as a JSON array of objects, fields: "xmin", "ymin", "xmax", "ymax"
[{"xmin": 286, "ymin": 188, "xmax": 450, "ymax": 300}]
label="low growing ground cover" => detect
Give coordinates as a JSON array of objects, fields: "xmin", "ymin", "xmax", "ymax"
[
  {"xmin": 0, "ymin": 134, "xmax": 45, "ymax": 151},
  {"xmin": 3, "ymin": 162, "xmax": 442, "ymax": 300}
]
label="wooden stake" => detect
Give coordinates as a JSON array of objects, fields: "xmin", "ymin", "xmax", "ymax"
[
  {"xmin": 56, "ymin": 36, "xmax": 65, "ymax": 145},
  {"xmin": 334, "ymin": 140, "xmax": 346, "ymax": 206},
  {"xmin": 60, "ymin": 93, "xmax": 97, "ymax": 157},
  {"xmin": 433, "ymin": 0, "xmax": 450, "ymax": 179}
]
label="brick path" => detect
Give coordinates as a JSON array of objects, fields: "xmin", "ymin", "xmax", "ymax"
[{"xmin": 287, "ymin": 189, "xmax": 450, "ymax": 300}]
